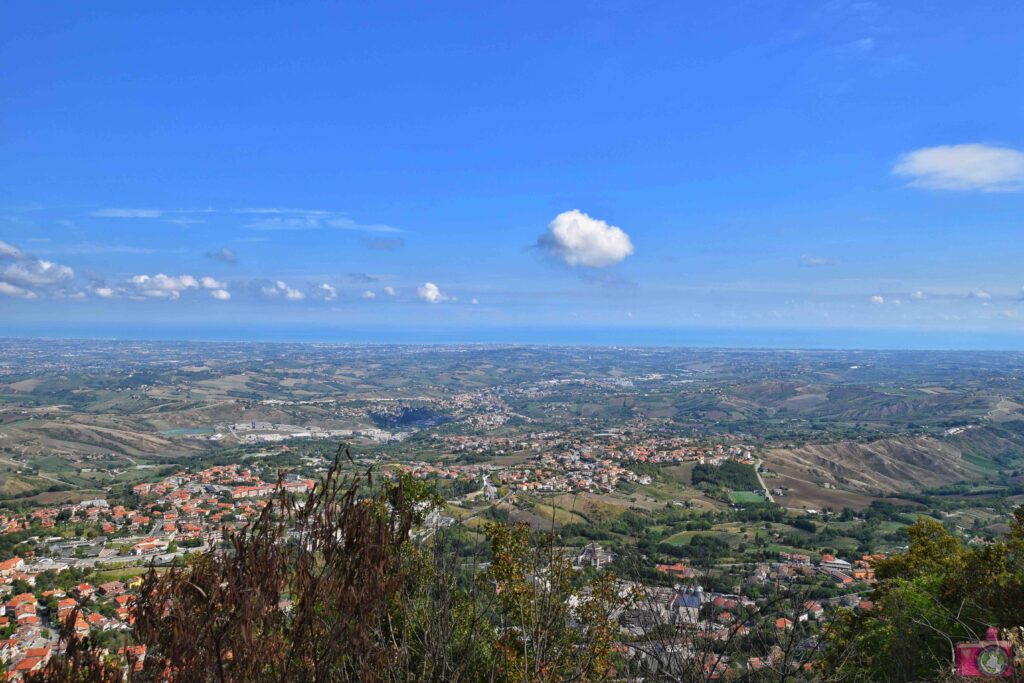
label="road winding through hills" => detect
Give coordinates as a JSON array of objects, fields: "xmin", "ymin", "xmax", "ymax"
[{"xmin": 753, "ymin": 458, "xmax": 774, "ymax": 503}]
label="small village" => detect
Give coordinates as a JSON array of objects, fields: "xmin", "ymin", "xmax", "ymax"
[
  {"xmin": 0, "ymin": 463, "xmax": 317, "ymax": 678},
  {"xmin": 0, "ymin": 448, "xmax": 882, "ymax": 679}
]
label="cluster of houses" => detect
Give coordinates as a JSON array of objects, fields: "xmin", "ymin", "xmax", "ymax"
[
  {"xmin": 778, "ymin": 551, "xmax": 882, "ymax": 586},
  {"xmin": 0, "ymin": 555, "xmax": 144, "ymax": 679},
  {"xmin": 0, "ymin": 463, "xmax": 322, "ymax": 680},
  {"xmin": 567, "ymin": 542, "xmax": 880, "ymax": 677},
  {"xmin": 494, "ymin": 451, "xmax": 647, "ymax": 493}
]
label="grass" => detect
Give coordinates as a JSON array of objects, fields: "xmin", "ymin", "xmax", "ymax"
[
  {"xmin": 664, "ymin": 529, "xmax": 739, "ymax": 547},
  {"xmin": 728, "ymin": 490, "xmax": 765, "ymax": 504},
  {"xmin": 960, "ymin": 451, "xmax": 1002, "ymax": 473}
]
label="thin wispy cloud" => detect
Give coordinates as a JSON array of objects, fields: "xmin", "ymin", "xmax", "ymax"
[
  {"xmin": 893, "ymin": 144, "xmax": 1024, "ymax": 192},
  {"xmin": 91, "ymin": 208, "xmax": 163, "ymax": 218},
  {"xmin": 363, "ymin": 237, "xmax": 405, "ymax": 251},
  {"xmin": 837, "ymin": 37, "xmax": 875, "ymax": 56},
  {"xmin": 163, "ymin": 217, "xmax": 205, "ymax": 227},
  {"xmin": 206, "ymin": 247, "xmax": 238, "ymax": 264},
  {"xmin": 800, "ymin": 254, "xmax": 835, "ymax": 267},
  {"xmin": 35, "ymin": 243, "xmax": 166, "ymax": 256},
  {"xmin": 242, "ymin": 208, "xmax": 402, "ymax": 233}
]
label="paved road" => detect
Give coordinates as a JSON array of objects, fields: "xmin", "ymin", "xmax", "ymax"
[
  {"xmin": 753, "ymin": 458, "xmax": 774, "ymax": 503},
  {"xmin": 0, "ymin": 456, "xmax": 71, "ymax": 487},
  {"xmin": 70, "ymin": 543, "xmax": 209, "ymax": 569}
]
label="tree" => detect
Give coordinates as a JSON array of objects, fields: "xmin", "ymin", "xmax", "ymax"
[{"xmin": 823, "ymin": 509, "xmax": 1024, "ymax": 682}]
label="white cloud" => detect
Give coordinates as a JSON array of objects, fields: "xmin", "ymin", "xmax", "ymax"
[
  {"xmin": 362, "ymin": 290, "xmax": 377, "ymax": 300},
  {"xmin": 93, "ymin": 287, "xmax": 115, "ymax": 298},
  {"xmin": 241, "ymin": 209, "xmax": 402, "ymax": 233},
  {"xmin": 799, "ymin": 254, "xmax": 834, "ymax": 267},
  {"xmin": 0, "ymin": 240, "xmax": 76, "ymax": 297},
  {"xmin": 382, "ymin": 286, "xmax": 396, "ymax": 296},
  {"xmin": 91, "ymin": 208, "xmax": 163, "ymax": 218},
  {"xmin": 893, "ymin": 144, "xmax": 1024, "ymax": 192},
  {"xmin": 1, "ymin": 259, "xmax": 73, "ymax": 287},
  {"xmin": 839, "ymin": 37, "xmax": 875, "ymax": 55},
  {"xmin": 263, "ymin": 280, "xmax": 306, "ymax": 300},
  {"xmin": 200, "ymin": 276, "xmax": 226, "ymax": 289},
  {"xmin": 129, "ymin": 273, "xmax": 199, "ymax": 299},
  {"xmin": 418, "ymin": 282, "xmax": 449, "ymax": 304},
  {"xmin": 471, "ymin": 297, "xmax": 479, "ymax": 305},
  {"xmin": 207, "ymin": 247, "xmax": 237, "ymax": 264},
  {"xmin": 0, "ymin": 281, "xmax": 35, "ymax": 298},
  {"xmin": 210, "ymin": 289, "xmax": 231, "ymax": 301},
  {"xmin": 0, "ymin": 241, "xmax": 23, "ymax": 259},
  {"xmin": 870, "ymin": 295, "xmax": 885, "ymax": 304},
  {"xmin": 969, "ymin": 289, "xmax": 992, "ymax": 299},
  {"xmin": 538, "ymin": 209, "xmax": 634, "ymax": 267},
  {"xmin": 325, "ymin": 217, "xmax": 402, "ymax": 233},
  {"xmin": 911, "ymin": 290, "xmax": 926, "ymax": 300},
  {"xmin": 314, "ymin": 283, "xmax": 337, "ymax": 301}
]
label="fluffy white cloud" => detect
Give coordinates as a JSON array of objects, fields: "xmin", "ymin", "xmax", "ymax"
[
  {"xmin": 93, "ymin": 287, "xmax": 115, "ymax": 298},
  {"xmin": 0, "ymin": 241, "xmax": 75, "ymax": 299},
  {"xmin": 314, "ymin": 283, "xmax": 337, "ymax": 301},
  {"xmin": 969, "ymin": 289, "xmax": 992, "ymax": 299},
  {"xmin": 538, "ymin": 209, "xmax": 634, "ymax": 267},
  {"xmin": 362, "ymin": 290, "xmax": 377, "ymax": 300},
  {"xmin": 263, "ymin": 280, "xmax": 305, "ymax": 300},
  {"xmin": 1, "ymin": 259, "xmax": 74, "ymax": 287},
  {"xmin": 200, "ymin": 276, "xmax": 226, "ymax": 289},
  {"xmin": 870, "ymin": 295, "xmax": 885, "ymax": 304},
  {"xmin": 210, "ymin": 289, "xmax": 231, "ymax": 301},
  {"xmin": 893, "ymin": 144, "xmax": 1024, "ymax": 192},
  {"xmin": 129, "ymin": 273, "xmax": 199, "ymax": 299},
  {"xmin": 418, "ymin": 282, "xmax": 448, "ymax": 304},
  {"xmin": 383, "ymin": 286, "xmax": 396, "ymax": 296},
  {"xmin": 0, "ymin": 281, "xmax": 35, "ymax": 298},
  {"xmin": 471, "ymin": 297, "xmax": 479, "ymax": 305},
  {"xmin": 91, "ymin": 208, "xmax": 163, "ymax": 218},
  {"xmin": 911, "ymin": 290, "xmax": 926, "ymax": 300}
]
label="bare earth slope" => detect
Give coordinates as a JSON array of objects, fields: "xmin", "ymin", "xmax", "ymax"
[{"xmin": 766, "ymin": 436, "xmax": 975, "ymax": 496}]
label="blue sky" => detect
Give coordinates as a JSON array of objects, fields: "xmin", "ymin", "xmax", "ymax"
[{"xmin": 2, "ymin": 1, "xmax": 1024, "ymax": 345}]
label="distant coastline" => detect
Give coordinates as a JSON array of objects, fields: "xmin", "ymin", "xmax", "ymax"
[{"xmin": 6, "ymin": 324, "xmax": 1024, "ymax": 352}]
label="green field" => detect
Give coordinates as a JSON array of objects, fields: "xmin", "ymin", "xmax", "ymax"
[{"xmin": 728, "ymin": 490, "xmax": 765, "ymax": 504}]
